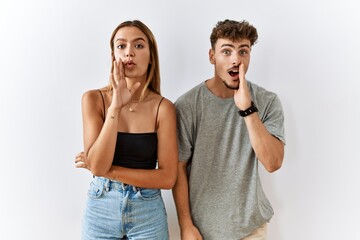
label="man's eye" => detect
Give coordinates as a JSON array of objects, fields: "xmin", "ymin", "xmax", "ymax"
[
  {"xmin": 240, "ymin": 50, "xmax": 248, "ymax": 55},
  {"xmin": 223, "ymin": 50, "xmax": 231, "ymax": 55}
]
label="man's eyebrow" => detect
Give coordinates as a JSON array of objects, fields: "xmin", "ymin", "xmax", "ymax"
[
  {"xmin": 239, "ymin": 44, "xmax": 250, "ymax": 49},
  {"xmin": 220, "ymin": 43, "xmax": 235, "ymax": 48},
  {"xmin": 220, "ymin": 43, "xmax": 250, "ymax": 49}
]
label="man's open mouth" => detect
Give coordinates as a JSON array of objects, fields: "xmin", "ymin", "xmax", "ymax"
[{"xmin": 229, "ymin": 70, "xmax": 239, "ymax": 77}]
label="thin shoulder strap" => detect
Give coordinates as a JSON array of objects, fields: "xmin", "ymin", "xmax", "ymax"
[
  {"xmin": 98, "ymin": 89, "xmax": 105, "ymax": 122},
  {"xmin": 154, "ymin": 97, "xmax": 165, "ymax": 131}
]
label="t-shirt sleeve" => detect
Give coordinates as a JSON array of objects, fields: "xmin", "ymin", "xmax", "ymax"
[
  {"xmin": 175, "ymin": 99, "xmax": 194, "ymax": 162},
  {"xmin": 261, "ymin": 95, "xmax": 286, "ymax": 145}
]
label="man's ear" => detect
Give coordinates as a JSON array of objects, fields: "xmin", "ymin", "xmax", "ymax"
[{"xmin": 209, "ymin": 49, "xmax": 215, "ymax": 64}]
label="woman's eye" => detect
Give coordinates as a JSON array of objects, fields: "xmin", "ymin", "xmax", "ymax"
[
  {"xmin": 117, "ymin": 45, "xmax": 125, "ymax": 49},
  {"xmin": 135, "ymin": 44, "xmax": 144, "ymax": 49}
]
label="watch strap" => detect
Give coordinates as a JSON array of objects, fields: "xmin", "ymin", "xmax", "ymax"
[{"xmin": 238, "ymin": 101, "xmax": 258, "ymax": 117}]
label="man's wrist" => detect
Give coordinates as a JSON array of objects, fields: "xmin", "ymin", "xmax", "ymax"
[
  {"xmin": 238, "ymin": 101, "xmax": 258, "ymax": 117},
  {"xmin": 178, "ymin": 217, "xmax": 195, "ymax": 229}
]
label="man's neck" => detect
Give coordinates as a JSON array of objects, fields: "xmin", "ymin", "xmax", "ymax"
[{"xmin": 205, "ymin": 77, "xmax": 234, "ymax": 99}]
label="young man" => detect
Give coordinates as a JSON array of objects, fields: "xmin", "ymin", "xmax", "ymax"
[{"xmin": 173, "ymin": 19, "xmax": 286, "ymax": 240}]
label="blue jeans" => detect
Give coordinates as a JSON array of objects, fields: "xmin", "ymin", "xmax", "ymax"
[{"xmin": 82, "ymin": 177, "xmax": 169, "ymax": 240}]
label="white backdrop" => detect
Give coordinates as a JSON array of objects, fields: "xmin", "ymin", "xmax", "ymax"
[{"xmin": 1, "ymin": 0, "xmax": 359, "ymax": 239}]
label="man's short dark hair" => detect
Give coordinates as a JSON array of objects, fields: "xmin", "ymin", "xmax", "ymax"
[{"xmin": 210, "ymin": 19, "xmax": 258, "ymax": 49}]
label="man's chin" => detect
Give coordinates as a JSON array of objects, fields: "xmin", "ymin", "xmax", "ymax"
[{"xmin": 223, "ymin": 80, "xmax": 239, "ymax": 90}]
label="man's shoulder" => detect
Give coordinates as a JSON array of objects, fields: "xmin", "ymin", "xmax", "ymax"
[
  {"xmin": 248, "ymin": 81, "xmax": 273, "ymax": 93},
  {"xmin": 248, "ymin": 81, "xmax": 279, "ymax": 101},
  {"xmin": 175, "ymin": 82, "xmax": 205, "ymax": 106}
]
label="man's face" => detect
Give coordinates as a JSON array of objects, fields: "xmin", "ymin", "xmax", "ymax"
[{"xmin": 209, "ymin": 38, "xmax": 251, "ymax": 90}]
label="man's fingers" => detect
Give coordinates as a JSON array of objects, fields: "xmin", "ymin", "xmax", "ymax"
[
  {"xmin": 239, "ymin": 63, "xmax": 246, "ymax": 82},
  {"xmin": 238, "ymin": 63, "xmax": 249, "ymax": 93}
]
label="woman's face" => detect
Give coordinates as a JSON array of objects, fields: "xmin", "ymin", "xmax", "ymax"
[{"xmin": 112, "ymin": 26, "xmax": 151, "ymax": 80}]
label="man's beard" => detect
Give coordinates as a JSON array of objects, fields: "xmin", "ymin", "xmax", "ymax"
[{"xmin": 222, "ymin": 80, "xmax": 239, "ymax": 90}]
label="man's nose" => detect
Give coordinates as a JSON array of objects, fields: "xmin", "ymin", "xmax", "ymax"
[{"xmin": 231, "ymin": 54, "xmax": 241, "ymax": 65}]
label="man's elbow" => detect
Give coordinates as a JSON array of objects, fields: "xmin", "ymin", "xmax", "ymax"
[
  {"xmin": 265, "ymin": 157, "xmax": 283, "ymax": 173},
  {"xmin": 265, "ymin": 145, "xmax": 284, "ymax": 173}
]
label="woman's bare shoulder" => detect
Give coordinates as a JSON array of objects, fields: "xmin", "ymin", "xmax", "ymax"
[
  {"xmin": 157, "ymin": 96, "xmax": 176, "ymax": 116},
  {"xmin": 82, "ymin": 87, "xmax": 109, "ymax": 104}
]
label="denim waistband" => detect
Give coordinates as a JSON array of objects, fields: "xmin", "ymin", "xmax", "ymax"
[{"xmin": 94, "ymin": 176, "xmax": 139, "ymax": 192}]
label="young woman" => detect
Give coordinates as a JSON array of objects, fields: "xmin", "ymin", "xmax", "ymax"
[{"xmin": 75, "ymin": 20, "xmax": 178, "ymax": 240}]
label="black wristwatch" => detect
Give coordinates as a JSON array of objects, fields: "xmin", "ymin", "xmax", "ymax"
[{"xmin": 238, "ymin": 101, "xmax": 258, "ymax": 117}]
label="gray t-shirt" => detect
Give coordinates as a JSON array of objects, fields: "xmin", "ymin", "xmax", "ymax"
[{"xmin": 175, "ymin": 81, "xmax": 285, "ymax": 239}]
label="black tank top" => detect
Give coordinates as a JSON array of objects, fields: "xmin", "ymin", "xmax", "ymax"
[
  {"xmin": 98, "ymin": 90, "xmax": 164, "ymax": 169},
  {"xmin": 113, "ymin": 132, "xmax": 158, "ymax": 169}
]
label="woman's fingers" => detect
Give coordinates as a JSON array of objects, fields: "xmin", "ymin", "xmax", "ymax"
[
  {"xmin": 130, "ymin": 82, "xmax": 141, "ymax": 95},
  {"xmin": 119, "ymin": 60, "xmax": 125, "ymax": 80},
  {"xmin": 74, "ymin": 152, "xmax": 89, "ymax": 169},
  {"xmin": 75, "ymin": 152, "xmax": 85, "ymax": 165},
  {"xmin": 113, "ymin": 60, "xmax": 125, "ymax": 85},
  {"xmin": 75, "ymin": 161, "xmax": 85, "ymax": 168},
  {"xmin": 112, "ymin": 61, "xmax": 119, "ymax": 87},
  {"xmin": 111, "ymin": 73, "xmax": 117, "ymax": 89}
]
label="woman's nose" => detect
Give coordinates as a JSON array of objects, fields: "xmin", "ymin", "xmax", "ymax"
[{"xmin": 125, "ymin": 48, "xmax": 134, "ymax": 57}]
